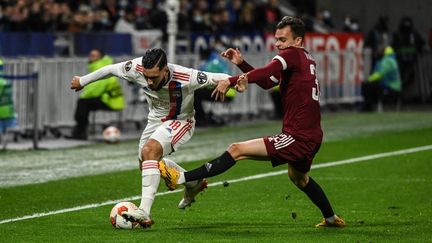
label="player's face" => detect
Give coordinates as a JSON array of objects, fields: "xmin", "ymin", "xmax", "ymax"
[
  {"xmin": 274, "ymin": 26, "xmax": 303, "ymax": 50},
  {"xmin": 142, "ymin": 65, "xmax": 169, "ymax": 91}
]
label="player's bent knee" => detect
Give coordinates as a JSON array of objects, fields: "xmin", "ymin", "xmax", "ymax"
[
  {"xmin": 288, "ymin": 173, "xmax": 308, "ymax": 189},
  {"xmin": 227, "ymin": 143, "xmax": 243, "ymax": 160},
  {"xmin": 141, "ymin": 146, "xmax": 160, "ymax": 161}
]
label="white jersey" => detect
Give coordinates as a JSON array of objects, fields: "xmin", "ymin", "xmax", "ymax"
[{"xmin": 79, "ymin": 57, "xmax": 231, "ymax": 122}]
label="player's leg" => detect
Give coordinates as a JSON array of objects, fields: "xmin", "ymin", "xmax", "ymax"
[
  {"xmin": 288, "ymin": 164, "xmax": 345, "ymax": 227},
  {"xmin": 160, "ymin": 138, "xmax": 268, "ymax": 190},
  {"xmin": 122, "ymin": 122, "xmax": 162, "ymax": 227},
  {"xmin": 162, "ymin": 158, "xmax": 208, "ymax": 209},
  {"xmin": 156, "ymin": 119, "xmax": 208, "ymax": 208}
]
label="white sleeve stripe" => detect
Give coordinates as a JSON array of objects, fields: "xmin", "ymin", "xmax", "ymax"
[
  {"xmin": 273, "ymin": 55, "xmax": 287, "ymax": 70},
  {"xmin": 270, "ymin": 76, "xmax": 279, "ymax": 83}
]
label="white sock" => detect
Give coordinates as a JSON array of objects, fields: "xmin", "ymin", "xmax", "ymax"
[
  {"xmin": 163, "ymin": 158, "xmax": 192, "ymax": 187},
  {"xmin": 326, "ymin": 215, "xmax": 337, "ymax": 223},
  {"xmin": 178, "ymin": 172, "xmax": 186, "ymax": 185},
  {"xmin": 139, "ymin": 160, "xmax": 160, "ymax": 215}
]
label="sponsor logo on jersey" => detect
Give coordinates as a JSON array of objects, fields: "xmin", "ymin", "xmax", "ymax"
[
  {"xmin": 125, "ymin": 61, "xmax": 132, "ymax": 71},
  {"xmin": 197, "ymin": 72, "xmax": 208, "ymax": 84},
  {"xmin": 166, "ymin": 127, "xmax": 172, "ymax": 134},
  {"xmin": 148, "ymin": 96, "xmax": 170, "ymax": 108}
]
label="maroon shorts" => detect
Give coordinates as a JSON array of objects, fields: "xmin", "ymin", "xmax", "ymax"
[{"xmin": 263, "ymin": 133, "xmax": 321, "ymax": 173}]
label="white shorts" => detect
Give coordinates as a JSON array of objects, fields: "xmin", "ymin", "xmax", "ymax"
[{"xmin": 138, "ymin": 118, "xmax": 195, "ymax": 161}]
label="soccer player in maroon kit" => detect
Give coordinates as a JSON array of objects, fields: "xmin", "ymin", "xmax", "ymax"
[{"xmin": 159, "ymin": 16, "xmax": 345, "ymax": 227}]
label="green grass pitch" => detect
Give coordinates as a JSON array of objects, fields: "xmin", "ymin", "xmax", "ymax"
[{"xmin": 1, "ymin": 111, "xmax": 432, "ymax": 242}]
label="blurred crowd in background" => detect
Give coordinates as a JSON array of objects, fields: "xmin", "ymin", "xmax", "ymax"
[
  {"xmin": 0, "ymin": 0, "xmax": 356, "ymax": 34},
  {"xmin": 0, "ymin": 0, "xmax": 281, "ymax": 33},
  {"xmin": 1, "ymin": 0, "xmax": 430, "ymax": 46}
]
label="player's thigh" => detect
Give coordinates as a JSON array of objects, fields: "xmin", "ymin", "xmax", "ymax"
[
  {"xmin": 138, "ymin": 121, "xmax": 161, "ymax": 161},
  {"xmin": 229, "ymin": 138, "xmax": 268, "ymax": 160},
  {"xmin": 150, "ymin": 119, "xmax": 195, "ymax": 157}
]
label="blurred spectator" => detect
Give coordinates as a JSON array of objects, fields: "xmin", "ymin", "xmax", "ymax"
[
  {"xmin": 92, "ymin": 9, "xmax": 113, "ymax": 31},
  {"xmin": 103, "ymin": 0, "xmax": 119, "ymax": 28},
  {"xmin": 178, "ymin": 0, "xmax": 192, "ymax": 31},
  {"xmin": 46, "ymin": 2, "xmax": 71, "ymax": 31},
  {"xmin": 68, "ymin": 49, "xmax": 125, "ymax": 140},
  {"xmin": 4, "ymin": 0, "xmax": 28, "ymax": 31},
  {"xmin": 392, "ymin": 16, "xmax": 425, "ymax": 100},
  {"xmin": 27, "ymin": 1, "xmax": 45, "ymax": 31},
  {"xmin": 343, "ymin": 15, "xmax": 360, "ymax": 32},
  {"xmin": 0, "ymin": 58, "xmax": 17, "ymax": 138},
  {"xmin": 147, "ymin": 1, "xmax": 167, "ymax": 39},
  {"xmin": 236, "ymin": 2, "xmax": 256, "ymax": 32},
  {"xmin": 315, "ymin": 9, "xmax": 334, "ymax": 30},
  {"xmin": 134, "ymin": 0, "xmax": 153, "ymax": 29},
  {"xmin": 219, "ymin": 9, "xmax": 232, "ymax": 32},
  {"xmin": 365, "ymin": 16, "xmax": 392, "ymax": 69},
  {"xmin": 255, "ymin": 0, "xmax": 282, "ymax": 32},
  {"xmin": 190, "ymin": 0, "xmax": 210, "ymax": 32},
  {"xmin": 209, "ymin": 9, "xmax": 223, "ymax": 33},
  {"xmin": 67, "ymin": 9, "xmax": 91, "ymax": 32},
  {"xmin": 114, "ymin": 8, "xmax": 136, "ymax": 33},
  {"xmin": 226, "ymin": 0, "xmax": 242, "ymax": 25},
  {"xmin": 361, "ymin": 46, "xmax": 402, "ymax": 112},
  {"xmin": 195, "ymin": 40, "xmax": 235, "ymax": 127}
]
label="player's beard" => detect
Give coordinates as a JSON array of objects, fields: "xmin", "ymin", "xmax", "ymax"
[{"xmin": 151, "ymin": 76, "xmax": 167, "ymax": 91}]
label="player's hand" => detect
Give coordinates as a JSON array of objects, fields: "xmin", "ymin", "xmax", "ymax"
[
  {"xmin": 211, "ymin": 79, "xmax": 231, "ymax": 101},
  {"xmin": 235, "ymin": 74, "xmax": 248, "ymax": 93},
  {"xmin": 70, "ymin": 76, "xmax": 83, "ymax": 92},
  {"xmin": 220, "ymin": 48, "xmax": 243, "ymax": 65}
]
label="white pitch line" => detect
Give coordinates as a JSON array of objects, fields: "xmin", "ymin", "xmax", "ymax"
[{"xmin": 1, "ymin": 144, "xmax": 431, "ymax": 225}]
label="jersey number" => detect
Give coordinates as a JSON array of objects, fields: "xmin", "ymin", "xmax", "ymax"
[
  {"xmin": 309, "ymin": 64, "xmax": 320, "ymax": 102},
  {"xmin": 169, "ymin": 120, "xmax": 181, "ymax": 130}
]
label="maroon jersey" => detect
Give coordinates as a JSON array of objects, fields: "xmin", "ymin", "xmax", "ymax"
[
  {"xmin": 231, "ymin": 47, "xmax": 323, "ymax": 143},
  {"xmin": 274, "ymin": 47, "xmax": 322, "ymax": 143}
]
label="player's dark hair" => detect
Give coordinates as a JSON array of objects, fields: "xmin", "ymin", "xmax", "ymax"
[
  {"xmin": 276, "ymin": 16, "xmax": 306, "ymax": 39},
  {"xmin": 142, "ymin": 48, "xmax": 167, "ymax": 70}
]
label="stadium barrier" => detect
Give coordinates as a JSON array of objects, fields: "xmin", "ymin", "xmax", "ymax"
[
  {"xmin": 0, "ymin": 72, "xmax": 39, "ymax": 149},
  {"xmin": 2, "ymin": 49, "xmax": 371, "ymax": 147}
]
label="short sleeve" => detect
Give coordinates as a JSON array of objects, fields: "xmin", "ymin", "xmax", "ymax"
[
  {"xmin": 272, "ymin": 48, "xmax": 298, "ymax": 71},
  {"xmin": 117, "ymin": 58, "xmax": 143, "ymax": 82}
]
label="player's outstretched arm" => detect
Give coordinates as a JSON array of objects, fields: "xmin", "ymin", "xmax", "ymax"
[
  {"xmin": 221, "ymin": 48, "xmax": 243, "ymax": 65},
  {"xmin": 221, "ymin": 48, "xmax": 255, "ymax": 73},
  {"xmin": 76, "ymin": 63, "xmax": 124, "ymax": 88}
]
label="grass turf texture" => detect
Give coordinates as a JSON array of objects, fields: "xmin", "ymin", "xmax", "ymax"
[{"xmin": 1, "ymin": 111, "xmax": 432, "ymax": 242}]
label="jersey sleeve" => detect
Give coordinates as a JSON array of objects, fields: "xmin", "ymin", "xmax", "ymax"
[
  {"xmin": 79, "ymin": 57, "xmax": 142, "ymax": 86},
  {"xmin": 244, "ymin": 60, "xmax": 283, "ymax": 89},
  {"xmin": 272, "ymin": 48, "xmax": 299, "ymax": 71},
  {"xmin": 188, "ymin": 69, "xmax": 231, "ymax": 92}
]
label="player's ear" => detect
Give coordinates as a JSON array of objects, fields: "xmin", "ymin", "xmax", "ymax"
[{"xmin": 295, "ymin": 37, "xmax": 303, "ymax": 46}]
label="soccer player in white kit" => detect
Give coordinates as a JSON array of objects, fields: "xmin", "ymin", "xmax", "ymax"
[{"xmin": 70, "ymin": 48, "xmax": 231, "ymax": 228}]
